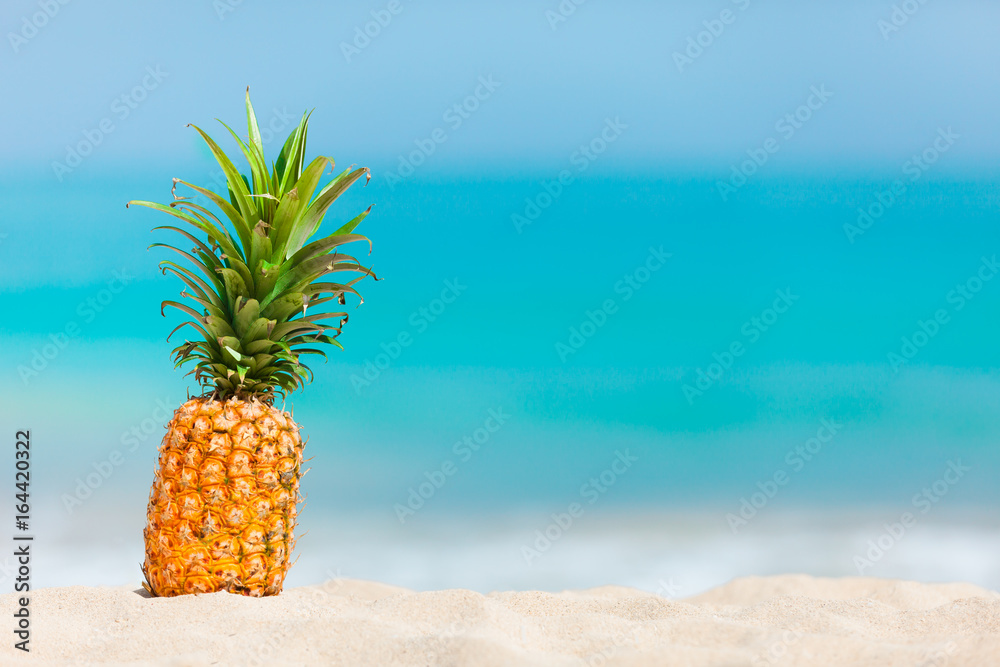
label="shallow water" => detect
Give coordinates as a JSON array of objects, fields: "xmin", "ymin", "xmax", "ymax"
[{"xmin": 22, "ymin": 506, "xmax": 1000, "ymax": 596}]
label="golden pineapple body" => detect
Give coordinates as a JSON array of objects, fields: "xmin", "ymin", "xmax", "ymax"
[{"xmin": 143, "ymin": 396, "xmax": 303, "ymax": 597}]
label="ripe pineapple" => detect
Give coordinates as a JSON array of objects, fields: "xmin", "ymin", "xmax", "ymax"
[{"xmin": 128, "ymin": 90, "xmax": 376, "ymax": 597}]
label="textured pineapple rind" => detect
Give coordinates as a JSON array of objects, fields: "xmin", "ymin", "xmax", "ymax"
[{"xmin": 143, "ymin": 396, "xmax": 303, "ymax": 597}]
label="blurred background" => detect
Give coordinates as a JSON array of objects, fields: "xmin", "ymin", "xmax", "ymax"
[{"xmin": 1, "ymin": 0, "xmax": 998, "ymax": 596}]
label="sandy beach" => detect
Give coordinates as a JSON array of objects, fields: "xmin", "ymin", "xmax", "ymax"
[{"xmin": 3, "ymin": 574, "xmax": 998, "ymax": 666}]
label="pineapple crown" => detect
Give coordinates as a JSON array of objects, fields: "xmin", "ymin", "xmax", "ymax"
[{"xmin": 128, "ymin": 89, "xmax": 376, "ymax": 400}]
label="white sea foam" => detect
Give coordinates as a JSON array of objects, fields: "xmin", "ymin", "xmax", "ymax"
[{"xmin": 28, "ymin": 506, "xmax": 1000, "ymax": 596}]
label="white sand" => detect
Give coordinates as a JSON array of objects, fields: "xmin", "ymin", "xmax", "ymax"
[{"xmin": 3, "ymin": 575, "xmax": 998, "ymax": 666}]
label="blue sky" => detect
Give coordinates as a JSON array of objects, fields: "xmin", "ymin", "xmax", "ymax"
[{"xmin": 2, "ymin": 0, "xmax": 999, "ymax": 175}]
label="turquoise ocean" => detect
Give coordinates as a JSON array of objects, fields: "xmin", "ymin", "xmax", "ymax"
[{"xmin": 3, "ymin": 170, "xmax": 999, "ymax": 595}]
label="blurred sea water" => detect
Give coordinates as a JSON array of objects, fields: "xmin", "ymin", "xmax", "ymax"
[
  {"xmin": 3, "ymin": 173, "xmax": 999, "ymax": 592},
  {"xmin": 24, "ymin": 506, "xmax": 1000, "ymax": 596}
]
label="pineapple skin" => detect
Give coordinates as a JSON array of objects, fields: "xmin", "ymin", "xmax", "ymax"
[{"xmin": 142, "ymin": 396, "xmax": 303, "ymax": 597}]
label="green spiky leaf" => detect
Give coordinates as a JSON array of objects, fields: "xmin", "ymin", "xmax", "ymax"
[{"xmin": 128, "ymin": 90, "xmax": 377, "ymax": 399}]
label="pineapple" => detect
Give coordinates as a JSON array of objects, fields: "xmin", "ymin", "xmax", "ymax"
[{"xmin": 128, "ymin": 90, "xmax": 376, "ymax": 597}]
